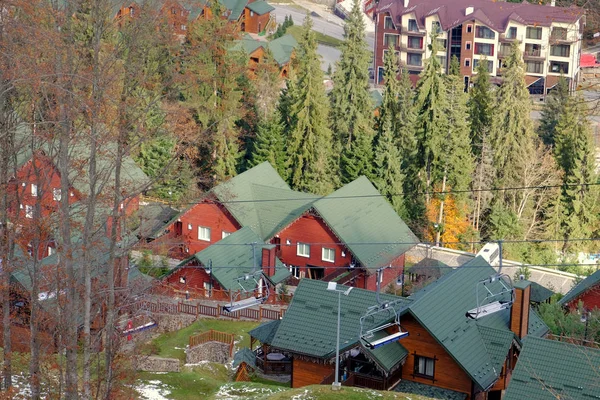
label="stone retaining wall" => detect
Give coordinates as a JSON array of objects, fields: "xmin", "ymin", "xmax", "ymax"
[
  {"xmin": 186, "ymin": 341, "xmax": 231, "ymax": 364},
  {"xmin": 152, "ymin": 313, "xmax": 197, "ymax": 333},
  {"xmin": 135, "ymin": 356, "xmax": 180, "ymax": 372}
]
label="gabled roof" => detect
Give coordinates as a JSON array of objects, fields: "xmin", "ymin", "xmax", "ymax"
[
  {"xmin": 527, "ymin": 308, "xmax": 549, "ymax": 338},
  {"xmin": 529, "ymin": 281, "xmax": 554, "ymax": 304},
  {"xmin": 174, "ymin": 226, "xmax": 290, "ymax": 291},
  {"xmin": 233, "ymin": 348, "xmax": 257, "ymax": 369},
  {"xmin": 268, "ymin": 34, "xmax": 298, "ymax": 66},
  {"xmin": 138, "ymin": 203, "xmax": 180, "ymax": 240},
  {"xmin": 504, "ymin": 336, "xmax": 600, "ymax": 400},
  {"xmin": 270, "ymin": 279, "xmax": 411, "ymax": 359},
  {"xmin": 376, "ymin": 0, "xmax": 583, "ymax": 33},
  {"xmin": 313, "ymin": 176, "xmax": 419, "ymax": 269},
  {"xmin": 559, "ymin": 269, "xmax": 600, "ymax": 307},
  {"xmin": 249, "ymin": 319, "xmax": 280, "ymax": 345},
  {"xmin": 406, "ymin": 256, "xmax": 517, "ymax": 391},
  {"xmin": 220, "ymin": 0, "xmax": 247, "ymax": 20},
  {"xmin": 246, "ymin": 0, "xmax": 273, "ymax": 15}
]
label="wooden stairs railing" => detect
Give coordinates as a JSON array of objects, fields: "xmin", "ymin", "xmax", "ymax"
[{"xmin": 189, "ymin": 329, "xmax": 235, "ymax": 357}]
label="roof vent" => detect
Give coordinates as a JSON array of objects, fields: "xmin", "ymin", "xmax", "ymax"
[
  {"xmin": 465, "ymin": 6, "xmax": 474, "ymax": 15},
  {"xmin": 404, "ymin": 0, "xmax": 409, "ymax": 7}
]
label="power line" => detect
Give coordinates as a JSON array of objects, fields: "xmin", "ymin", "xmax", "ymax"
[{"xmin": 152, "ymin": 181, "xmax": 600, "ymax": 206}]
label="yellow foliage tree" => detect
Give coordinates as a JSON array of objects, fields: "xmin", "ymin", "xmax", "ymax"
[{"xmin": 425, "ymin": 192, "xmax": 472, "ymax": 250}]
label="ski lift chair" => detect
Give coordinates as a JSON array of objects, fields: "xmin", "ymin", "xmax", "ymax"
[
  {"xmin": 359, "ymin": 268, "xmax": 409, "ymax": 349},
  {"xmin": 222, "ymin": 270, "xmax": 270, "ymax": 313},
  {"xmin": 466, "ymin": 273, "xmax": 515, "ymax": 320}
]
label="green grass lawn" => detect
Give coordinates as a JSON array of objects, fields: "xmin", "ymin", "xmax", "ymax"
[
  {"xmin": 148, "ymin": 318, "xmax": 261, "ymax": 362},
  {"xmin": 286, "ymin": 25, "xmax": 344, "ymax": 48}
]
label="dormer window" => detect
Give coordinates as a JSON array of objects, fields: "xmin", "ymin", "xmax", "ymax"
[{"xmin": 129, "ymin": 6, "xmax": 134, "ymax": 17}]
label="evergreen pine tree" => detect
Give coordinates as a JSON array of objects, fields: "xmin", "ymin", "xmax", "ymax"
[
  {"xmin": 373, "ymin": 111, "xmax": 406, "ymax": 218},
  {"xmin": 340, "ymin": 127, "xmax": 374, "ymax": 183},
  {"xmin": 285, "ymin": 15, "xmax": 335, "ymax": 195},
  {"xmin": 378, "ymin": 44, "xmax": 400, "ymax": 141},
  {"xmin": 449, "ymin": 55, "xmax": 460, "ymax": 76},
  {"xmin": 539, "ymin": 75, "xmax": 569, "ymax": 146},
  {"xmin": 553, "ymin": 94, "xmax": 599, "ymax": 253},
  {"xmin": 330, "ymin": 0, "xmax": 374, "ymax": 181},
  {"xmin": 249, "ymin": 110, "xmax": 288, "ymax": 179},
  {"xmin": 468, "ymin": 58, "xmax": 493, "ymax": 156},
  {"xmin": 414, "ymin": 34, "xmax": 448, "ymax": 203},
  {"xmin": 488, "ymin": 41, "xmax": 535, "ymax": 203},
  {"xmin": 396, "ymin": 67, "xmax": 417, "ymax": 163}
]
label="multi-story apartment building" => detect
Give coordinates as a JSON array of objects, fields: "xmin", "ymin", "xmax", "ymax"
[{"xmin": 373, "ymin": 0, "xmax": 585, "ymax": 94}]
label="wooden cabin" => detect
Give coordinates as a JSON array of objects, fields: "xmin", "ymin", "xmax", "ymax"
[{"xmin": 559, "ymin": 269, "xmax": 600, "ymax": 311}]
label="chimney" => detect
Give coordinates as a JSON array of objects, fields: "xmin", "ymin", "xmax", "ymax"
[
  {"xmin": 465, "ymin": 6, "xmax": 474, "ymax": 16},
  {"xmin": 510, "ymin": 279, "xmax": 531, "ymax": 339},
  {"xmin": 261, "ymin": 247, "xmax": 276, "ymax": 277},
  {"xmin": 403, "ymin": 0, "xmax": 409, "ymax": 7},
  {"xmin": 551, "ymin": 0, "xmax": 556, "ymax": 6}
]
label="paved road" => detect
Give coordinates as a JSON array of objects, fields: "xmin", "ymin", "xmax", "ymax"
[{"xmin": 273, "ymin": 4, "xmax": 374, "ymax": 71}]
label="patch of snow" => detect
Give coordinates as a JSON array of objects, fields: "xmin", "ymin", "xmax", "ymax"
[
  {"xmin": 136, "ymin": 379, "xmax": 172, "ymax": 400},
  {"xmin": 214, "ymin": 383, "xmax": 287, "ymax": 399},
  {"xmin": 291, "ymin": 389, "xmax": 314, "ymax": 400},
  {"xmin": 184, "ymin": 360, "xmax": 212, "ymax": 367}
]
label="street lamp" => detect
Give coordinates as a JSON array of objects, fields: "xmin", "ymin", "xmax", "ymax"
[
  {"xmin": 581, "ymin": 310, "xmax": 592, "ymax": 346},
  {"xmin": 326, "ymin": 281, "xmax": 353, "ymax": 391}
]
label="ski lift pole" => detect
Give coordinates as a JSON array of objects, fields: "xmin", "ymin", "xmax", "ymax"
[{"xmin": 497, "ymin": 240, "xmax": 503, "ymax": 274}]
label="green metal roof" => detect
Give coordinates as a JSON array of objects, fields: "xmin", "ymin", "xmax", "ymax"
[
  {"xmin": 409, "ymin": 258, "xmax": 452, "ymax": 280},
  {"xmin": 364, "ymin": 330, "xmax": 408, "ymax": 373},
  {"xmin": 249, "ymin": 319, "xmax": 280, "ymax": 345},
  {"xmin": 220, "ymin": 0, "xmax": 247, "ymax": 20},
  {"xmin": 527, "ymin": 308, "xmax": 550, "ymax": 338},
  {"xmin": 246, "ymin": 0, "xmax": 274, "ymax": 15},
  {"xmin": 504, "ymin": 336, "xmax": 600, "ymax": 400},
  {"xmin": 559, "ymin": 269, "xmax": 600, "ymax": 306},
  {"xmin": 313, "ymin": 176, "xmax": 419, "ymax": 269},
  {"xmin": 268, "ymin": 34, "xmax": 298, "ymax": 66},
  {"xmin": 407, "ymin": 256, "xmax": 514, "ymax": 391},
  {"xmin": 529, "ymin": 281, "xmax": 554, "ymax": 304},
  {"xmin": 270, "ymin": 279, "xmax": 411, "ymax": 360},
  {"xmin": 174, "ymin": 226, "xmax": 290, "ymax": 291},
  {"xmin": 478, "ymin": 325, "xmax": 515, "ymax": 375},
  {"xmin": 138, "ymin": 203, "xmax": 180, "ymax": 239},
  {"xmin": 233, "ymin": 348, "xmax": 257, "ymax": 369}
]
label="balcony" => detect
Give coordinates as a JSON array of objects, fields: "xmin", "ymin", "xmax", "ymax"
[
  {"xmin": 499, "ymin": 34, "xmax": 523, "ymax": 43},
  {"xmin": 405, "ymin": 29, "xmax": 426, "ymax": 37},
  {"xmin": 523, "ymin": 50, "xmax": 545, "ymax": 60},
  {"xmin": 400, "ymin": 44, "xmax": 425, "ymax": 53}
]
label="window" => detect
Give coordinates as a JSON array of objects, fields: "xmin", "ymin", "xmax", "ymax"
[
  {"xmin": 129, "ymin": 6, "xmax": 134, "ymax": 17},
  {"xmin": 526, "ymin": 61, "xmax": 543, "ymax": 74},
  {"xmin": 290, "ymin": 266, "xmax": 301, "ymax": 279},
  {"xmin": 474, "ymin": 43, "xmax": 494, "ymax": 56},
  {"xmin": 414, "ymin": 355, "xmax": 435, "ymax": 378},
  {"xmin": 473, "ymin": 59, "xmax": 493, "ymax": 73},
  {"xmin": 475, "ymin": 26, "xmax": 495, "ymax": 39},
  {"xmin": 181, "ymin": 10, "xmax": 185, "ymax": 16},
  {"xmin": 466, "ymin": 24, "xmax": 472, "ymax": 33},
  {"xmin": 70, "ymin": 191, "xmax": 74, "ymax": 197},
  {"xmin": 187, "ymin": 223, "xmax": 193, "ymax": 230},
  {"xmin": 551, "ymin": 27, "xmax": 567, "ymax": 40},
  {"xmin": 377, "ymin": 67, "xmax": 384, "ymax": 84},
  {"xmin": 499, "ymin": 43, "xmax": 512, "ymax": 57},
  {"xmin": 525, "ymin": 43, "xmax": 541, "ymax": 57},
  {"xmin": 53, "ymin": 188, "xmax": 61, "ymax": 201},
  {"xmin": 431, "ymin": 21, "xmax": 441, "ymax": 34},
  {"xmin": 198, "ymin": 226, "xmax": 211, "ymax": 241},
  {"xmin": 437, "ymin": 56, "xmax": 446, "ymax": 68},
  {"xmin": 222, "ymin": 231, "xmax": 231, "ymax": 239},
  {"xmin": 171, "ymin": 7, "xmax": 176, "ymax": 14},
  {"xmin": 436, "ymin": 38, "xmax": 447, "ymax": 50},
  {"xmin": 506, "ymin": 27, "xmax": 517, "ymax": 39},
  {"xmin": 407, "ymin": 36, "xmax": 422, "ymax": 49},
  {"xmin": 31, "ymin": 184, "xmax": 37, "ymax": 197},
  {"xmin": 465, "ymin": 58, "xmax": 471, "ymax": 67},
  {"xmin": 550, "ymin": 61, "xmax": 569, "ymax": 74},
  {"xmin": 526, "ymin": 27, "xmax": 542, "ymax": 40},
  {"xmin": 384, "ymin": 16, "xmax": 395, "ymax": 30},
  {"xmin": 47, "ymin": 246, "xmax": 54, "ymax": 256},
  {"xmin": 297, "ymin": 242, "xmax": 310, "ymax": 258},
  {"xmin": 322, "ymin": 248, "xmax": 335, "ymax": 262},
  {"xmin": 384, "ymin": 34, "xmax": 399, "ymax": 47},
  {"xmin": 407, "ymin": 53, "xmax": 422, "ymax": 66},
  {"xmin": 25, "ymin": 205, "xmax": 33, "ymax": 218},
  {"xmin": 250, "ymin": 10, "xmax": 254, "ymax": 17},
  {"xmin": 179, "ymin": 276, "xmax": 186, "ymax": 284},
  {"xmin": 465, "ymin": 41, "xmax": 471, "ymax": 50},
  {"xmin": 203, "ymin": 281, "xmax": 212, "ymax": 297},
  {"xmin": 550, "ymin": 44, "xmax": 570, "ymax": 57},
  {"xmin": 408, "ymin": 19, "xmax": 418, "ymax": 32},
  {"xmin": 181, "ymin": 24, "xmax": 187, "ymax": 31}
]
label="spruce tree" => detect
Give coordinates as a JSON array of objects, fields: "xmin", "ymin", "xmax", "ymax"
[
  {"xmin": 249, "ymin": 110, "xmax": 288, "ymax": 179},
  {"xmin": 340, "ymin": 128, "xmax": 374, "ymax": 183},
  {"xmin": 330, "ymin": 0, "xmax": 374, "ymax": 180},
  {"xmin": 539, "ymin": 75, "xmax": 569, "ymax": 146},
  {"xmin": 378, "ymin": 44, "xmax": 400, "ymax": 141},
  {"xmin": 414, "ymin": 34, "xmax": 448, "ymax": 203},
  {"xmin": 449, "ymin": 55, "xmax": 460, "ymax": 76},
  {"xmin": 488, "ymin": 41, "xmax": 535, "ymax": 202},
  {"xmin": 285, "ymin": 15, "xmax": 335, "ymax": 195},
  {"xmin": 373, "ymin": 111, "xmax": 406, "ymax": 218},
  {"xmin": 468, "ymin": 58, "xmax": 493, "ymax": 156},
  {"xmin": 396, "ymin": 67, "xmax": 417, "ymax": 165},
  {"xmin": 553, "ymin": 94, "xmax": 599, "ymax": 253}
]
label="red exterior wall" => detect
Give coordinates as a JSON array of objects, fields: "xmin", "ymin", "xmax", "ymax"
[
  {"xmin": 273, "ymin": 214, "xmax": 350, "ymax": 275},
  {"xmin": 163, "ymin": 265, "xmax": 228, "ymax": 300},
  {"xmin": 362, "ymin": 253, "xmax": 405, "ymax": 291},
  {"xmin": 566, "ymin": 286, "xmax": 600, "ymax": 311},
  {"xmin": 460, "ymin": 21, "xmax": 476, "ymax": 77},
  {"xmin": 156, "ymin": 201, "xmax": 241, "ymax": 258},
  {"xmin": 374, "ymin": 11, "xmax": 396, "ymax": 84},
  {"xmin": 161, "ymin": 0, "xmax": 190, "ymax": 36}
]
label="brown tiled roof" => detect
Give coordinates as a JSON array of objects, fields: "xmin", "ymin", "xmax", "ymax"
[
  {"xmin": 524, "ymin": 75, "xmax": 542, "ymax": 87},
  {"xmin": 376, "ymin": 0, "xmax": 583, "ymax": 32}
]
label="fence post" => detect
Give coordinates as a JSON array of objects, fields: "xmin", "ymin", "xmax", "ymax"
[{"xmin": 259, "ymin": 306, "xmax": 263, "ymax": 321}]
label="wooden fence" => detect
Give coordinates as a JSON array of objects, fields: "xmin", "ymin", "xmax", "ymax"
[
  {"xmin": 189, "ymin": 329, "xmax": 235, "ymax": 357},
  {"xmin": 152, "ymin": 284, "xmax": 293, "ymax": 305},
  {"xmin": 131, "ymin": 299, "xmax": 286, "ymax": 321}
]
